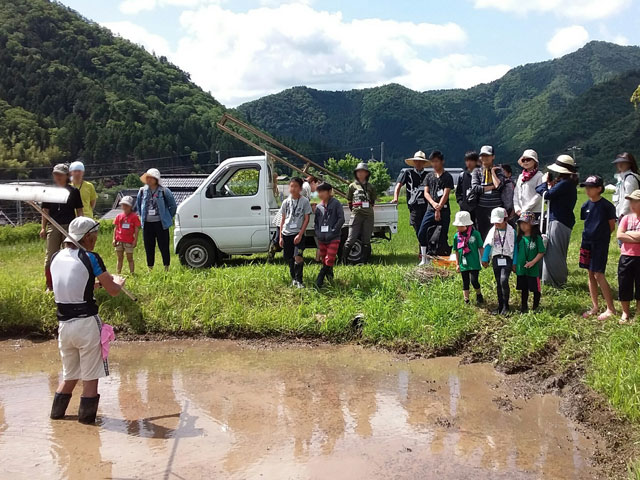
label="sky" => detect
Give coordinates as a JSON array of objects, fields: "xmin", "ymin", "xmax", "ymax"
[{"xmin": 58, "ymin": 0, "xmax": 640, "ymax": 107}]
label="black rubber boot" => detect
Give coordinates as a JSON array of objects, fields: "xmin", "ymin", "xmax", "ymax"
[
  {"xmin": 532, "ymin": 291, "xmax": 541, "ymax": 311},
  {"xmin": 476, "ymin": 293, "xmax": 485, "ymax": 305},
  {"xmin": 521, "ymin": 291, "xmax": 529, "ymax": 313},
  {"xmin": 50, "ymin": 393, "xmax": 72, "ymax": 420},
  {"xmin": 78, "ymin": 395, "xmax": 100, "ymax": 425},
  {"xmin": 294, "ymin": 262, "xmax": 304, "ymax": 284},
  {"xmin": 362, "ymin": 244, "xmax": 372, "ymax": 264},
  {"xmin": 326, "ymin": 266, "xmax": 334, "ymax": 282},
  {"xmin": 315, "ymin": 266, "xmax": 327, "ymax": 288},
  {"xmin": 288, "ymin": 259, "xmax": 296, "ymax": 280}
]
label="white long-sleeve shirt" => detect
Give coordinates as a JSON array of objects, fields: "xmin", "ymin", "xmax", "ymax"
[
  {"xmin": 513, "ymin": 171, "xmax": 544, "ymax": 214},
  {"xmin": 614, "ymin": 171, "xmax": 640, "ymax": 218}
]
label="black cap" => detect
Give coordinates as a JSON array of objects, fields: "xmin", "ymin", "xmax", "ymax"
[{"xmin": 580, "ymin": 175, "xmax": 604, "ymax": 188}]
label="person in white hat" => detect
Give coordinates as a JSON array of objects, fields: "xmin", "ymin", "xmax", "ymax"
[
  {"xmin": 392, "ymin": 151, "xmax": 432, "ymax": 256},
  {"xmin": 535, "ymin": 155, "xmax": 579, "ymax": 288},
  {"xmin": 480, "ymin": 207, "xmax": 516, "ymax": 315},
  {"xmin": 49, "ymin": 217, "xmax": 125, "ymax": 424},
  {"xmin": 113, "ymin": 195, "xmax": 141, "ymax": 275},
  {"xmin": 69, "ymin": 159, "xmax": 97, "ymax": 218},
  {"xmin": 471, "ymin": 145, "xmax": 506, "ymax": 239},
  {"xmin": 513, "ymin": 149, "xmax": 544, "ymax": 219},
  {"xmin": 135, "ymin": 168, "xmax": 177, "ymax": 270},
  {"xmin": 612, "ymin": 152, "xmax": 640, "ymax": 219},
  {"xmin": 452, "ymin": 211, "xmax": 484, "ymax": 305}
]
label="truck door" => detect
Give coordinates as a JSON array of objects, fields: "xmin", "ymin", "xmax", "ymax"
[{"xmin": 201, "ymin": 164, "xmax": 269, "ymax": 253}]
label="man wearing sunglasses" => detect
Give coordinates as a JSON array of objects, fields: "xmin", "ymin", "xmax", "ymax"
[{"xmin": 49, "ymin": 217, "xmax": 125, "ymax": 424}]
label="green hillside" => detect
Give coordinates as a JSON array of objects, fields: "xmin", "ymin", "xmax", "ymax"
[
  {"xmin": 0, "ymin": 0, "xmax": 242, "ymax": 179},
  {"xmin": 239, "ymin": 42, "xmax": 640, "ymax": 180}
]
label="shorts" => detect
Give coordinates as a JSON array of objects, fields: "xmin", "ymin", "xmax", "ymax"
[
  {"xmin": 516, "ymin": 275, "xmax": 541, "ymax": 292},
  {"xmin": 579, "ymin": 241, "xmax": 609, "ymax": 273},
  {"xmin": 115, "ymin": 241, "xmax": 135, "ymax": 254},
  {"xmin": 58, "ymin": 315, "xmax": 109, "ymax": 381},
  {"xmin": 282, "ymin": 234, "xmax": 305, "ymax": 260},
  {"xmin": 618, "ymin": 255, "xmax": 640, "ymax": 302}
]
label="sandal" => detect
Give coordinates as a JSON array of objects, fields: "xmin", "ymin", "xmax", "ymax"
[
  {"xmin": 597, "ymin": 310, "xmax": 615, "ymax": 321},
  {"xmin": 582, "ymin": 310, "xmax": 597, "ymax": 319}
]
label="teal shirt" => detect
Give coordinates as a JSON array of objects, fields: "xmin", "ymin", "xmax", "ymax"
[{"xmin": 453, "ymin": 230, "xmax": 483, "ymax": 272}]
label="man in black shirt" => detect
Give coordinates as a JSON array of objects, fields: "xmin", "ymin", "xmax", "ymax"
[
  {"xmin": 471, "ymin": 145, "xmax": 505, "ymax": 239},
  {"xmin": 41, "ymin": 163, "xmax": 84, "ymax": 290},
  {"xmin": 456, "ymin": 151, "xmax": 480, "ymax": 225},
  {"xmin": 417, "ymin": 151, "xmax": 454, "ymax": 263},
  {"xmin": 393, "ymin": 151, "xmax": 431, "ymax": 255}
]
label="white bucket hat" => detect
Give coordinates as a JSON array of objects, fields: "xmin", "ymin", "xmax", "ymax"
[
  {"xmin": 490, "ymin": 207, "xmax": 508, "ymax": 224},
  {"xmin": 547, "ymin": 155, "xmax": 577, "ymax": 175},
  {"xmin": 404, "ymin": 151, "xmax": 432, "ymax": 168},
  {"xmin": 140, "ymin": 168, "xmax": 161, "ymax": 184},
  {"xmin": 119, "ymin": 195, "xmax": 135, "ymax": 207},
  {"xmin": 452, "ymin": 211, "xmax": 474, "ymax": 227},
  {"xmin": 518, "ymin": 149, "xmax": 539, "ymax": 167},
  {"xmin": 69, "ymin": 160, "xmax": 85, "ymax": 172},
  {"xmin": 64, "ymin": 217, "xmax": 99, "ymax": 243}
]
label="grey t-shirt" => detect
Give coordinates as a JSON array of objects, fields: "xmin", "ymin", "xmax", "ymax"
[{"xmin": 280, "ymin": 195, "xmax": 312, "ymax": 235}]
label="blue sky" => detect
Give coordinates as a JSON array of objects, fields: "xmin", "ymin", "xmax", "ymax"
[{"xmin": 59, "ymin": 0, "xmax": 640, "ymax": 106}]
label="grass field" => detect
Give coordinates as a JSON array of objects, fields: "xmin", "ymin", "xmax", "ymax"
[{"xmin": 2, "ymin": 194, "xmax": 640, "ymax": 435}]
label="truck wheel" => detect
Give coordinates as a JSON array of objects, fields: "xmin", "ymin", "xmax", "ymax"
[
  {"xmin": 346, "ymin": 239, "xmax": 364, "ymax": 264},
  {"xmin": 179, "ymin": 237, "xmax": 216, "ymax": 268}
]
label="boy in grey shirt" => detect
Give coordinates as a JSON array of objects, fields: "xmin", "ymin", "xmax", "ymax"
[{"xmin": 279, "ymin": 177, "xmax": 313, "ymax": 288}]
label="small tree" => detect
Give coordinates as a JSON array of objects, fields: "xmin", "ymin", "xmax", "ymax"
[
  {"xmin": 325, "ymin": 153, "xmax": 360, "ymax": 179},
  {"xmin": 326, "ymin": 154, "xmax": 391, "ymax": 196},
  {"xmin": 632, "ymin": 85, "xmax": 640, "ymax": 109},
  {"xmin": 368, "ymin": 160, "xmax": 392, "ymax": 196},
  {"xmin": 123, "ymin": 173, "xmax": 143, "ymax": 188}
]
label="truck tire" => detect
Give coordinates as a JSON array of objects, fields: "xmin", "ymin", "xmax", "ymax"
[
  {"xmin": 178, "ymin": 237, "xmax": 216, "ymax": 268},
  {"xmin": 345, "ymin": 239, "xmax": 365, "ymax": 265}
]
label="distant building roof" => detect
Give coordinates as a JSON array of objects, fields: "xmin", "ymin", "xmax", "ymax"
[{"xmin": 160, "ymin": 175, "xmax": 208, "ymax": 189}]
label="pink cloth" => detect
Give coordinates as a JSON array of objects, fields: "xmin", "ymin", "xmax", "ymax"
[
  {"xmin": 620, "ymin": 214, "xmax": 640, "ymax": 257},
  {"xmin": 100, "ymin": 323, "xmax": 115, "ymax": 360}
]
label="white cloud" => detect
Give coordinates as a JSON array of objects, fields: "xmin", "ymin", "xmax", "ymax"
[
  {"xmin": 472, "ymin": 0, "xmax": 632, "ymax": 20},
  {"xmin": 546, "ymin": 25, "xmax": 590, "ymax": 57},
  {"xmin": 167, "ymin": 4, "xmax": 509, "ymax": 105},
  {"xmin": 101, "ymin": 21, "xmax": 173, "ymax": 57},
  {"xmin": 118, "ymin": 0, "xmax": 223, "ymax": 15}
]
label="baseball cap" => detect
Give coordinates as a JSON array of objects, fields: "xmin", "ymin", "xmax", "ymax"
[
  {"xmin": 479, "ymin": 145, "xmax": 494, "ymax": 157},
  {"xmin": 52, "ymin": 164, "xmax": 69, "ymax": 175},
  {"xmin": 119, "ymin": 195, "xmax": 135, "ymax": 207},
  {"xmin": 490, "ymin": 207, "xmax": 507, "ymax": 223},
  {"xmin": 64, "ymin": 217, "xmax": 99, "ymax": 244},
  {"xmin": 580, "ymin": 175, "xmax": 604, "ymax": 188},
  {"xmin": 69, "ymin": 160, "xmax": 85, "ymax": 172}
]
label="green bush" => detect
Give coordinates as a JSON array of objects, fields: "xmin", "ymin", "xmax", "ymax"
[{"xmin": 0, "ymin": 223, "xmax": 40, "ymax": 245}]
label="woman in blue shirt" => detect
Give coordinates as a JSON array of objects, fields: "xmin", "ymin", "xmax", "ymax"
[
  {"xmin": 135, "ymin": 168, "xmax": 177, "ymax": 271},
  {"xmin": 535, "ymin": 155, "xmax": 578, "ymax": 288}
]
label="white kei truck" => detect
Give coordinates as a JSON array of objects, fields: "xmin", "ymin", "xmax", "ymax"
[{"xmin": 173, "ymin": 154, "xmax": 398, "ymax": 268}]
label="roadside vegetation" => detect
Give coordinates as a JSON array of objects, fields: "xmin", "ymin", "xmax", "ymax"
[{"xmin": 1, "ymin": 194, "xmax": 640, "ymax": 449}]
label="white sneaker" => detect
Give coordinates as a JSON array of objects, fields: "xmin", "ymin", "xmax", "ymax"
[
  {"xmin": 295, "ymin": 281, "xmax": 305, "ymax": 289},
  {"xmin": 291, "ymin": 280, "xmax": 298, "ymax": 287}
]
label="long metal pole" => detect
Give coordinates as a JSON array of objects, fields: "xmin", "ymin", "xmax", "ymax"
[{"xmin": 31, "ymin": 201, "xmax": 137, "ymax": 302}]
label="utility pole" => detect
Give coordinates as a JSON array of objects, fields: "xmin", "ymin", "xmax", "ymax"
[
  {"xmin": 380, "ymin": 142, "xmax": 384, "ymax": 164},
  {"xmin": 216, "ymin": 150, "xmax": 221, "ymax": 166},
  {"xmin": 370, "ymin": 148, "xmax": 374, "ymax": 161},
  {"xmin": 567, "ymin": 145, "xmax": 582, "ymax": 161}
]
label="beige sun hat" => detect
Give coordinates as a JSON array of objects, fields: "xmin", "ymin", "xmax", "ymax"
[
  {"xmin": 140, "ymin": 168, "xmax": 162, "ymax": 184},
  {"xmin": 405, "ymin": 151, "xmax": 432, "ymax": 168},
  {"xmin": 547, "ymin": 155, "xmax": 577, "ymax": 175},
  {"xmin": 625, "ymin": 189, "xmax": 640, "ymax": 201},
  {"xmin": 452, "ymin": 211, "xmax": 474, "ymax": 227},
  {"xmin": 518, "ymin": 149, "xmax": 539, "ymax": 168}
]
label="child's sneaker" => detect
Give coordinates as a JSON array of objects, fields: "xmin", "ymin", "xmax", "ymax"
[
  {"xmin": 464, "ymin": 298, "xmax": 470, "ymax": 305},
  {"xmin": 476, "ymin": 294, "xmax": 484, "ymax": 305},
  {"xmin": 295, "ymin": 281, "xmax": 305, "ymax": 289}
]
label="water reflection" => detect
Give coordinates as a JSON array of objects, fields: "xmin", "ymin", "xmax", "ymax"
[{"xmin": 0, "ymin": 340, "xmax": 598, "ymax": 480}]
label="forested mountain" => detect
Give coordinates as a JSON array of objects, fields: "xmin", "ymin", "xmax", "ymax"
[
  {"xmin": 239, "ymin": 42, "xmax": 640, "ymax": 179},
  {"xmin": 0, "ymin": 0, "xmax": 243, "ymax": 180}
]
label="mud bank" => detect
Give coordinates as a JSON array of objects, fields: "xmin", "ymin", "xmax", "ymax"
[{"xmin": 0, "ymin": 339, "xmax": 603, "ymax": 479}]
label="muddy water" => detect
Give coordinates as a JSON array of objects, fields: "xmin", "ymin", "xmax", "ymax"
[{"xmin": 0, "ymin": 340, "xmax": 598, "ymax": 480}]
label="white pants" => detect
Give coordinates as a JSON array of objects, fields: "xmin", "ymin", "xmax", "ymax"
[{"xmin": 58, "ymin": 315, "xmax": 108, "ymax": 381}]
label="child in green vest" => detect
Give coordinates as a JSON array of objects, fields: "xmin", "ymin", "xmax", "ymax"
[
  {"xmin": 453, "ymin": 211, "xmax": 485, "ymax": 305},
  {"xmin": 514, "ymin": 212, "xmax": 546, "ymax": 313}
]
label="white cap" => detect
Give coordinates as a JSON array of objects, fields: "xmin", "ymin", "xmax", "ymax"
[
  {"xmin": 141, "ymin": 168, "xmax": 161, "ymax": 184},
  {"xmin": 69, "ymin": 161, "xmax": 85, "ymax": 172},
  {"xmin": 479, "ymin": 145, "xmax": 494, "ymax": 156},
  {"xmin": 452, "ymin": 211, "xmax": 474, "ymax": 227},
  {"xmin": 64, "ymin": 217, "xmax": 99, "ymax": 244},
  {"xmin": 119, "ymin": 195, "xmax": 135, "ymax": 207},
  {"xmin": 490, "ymin": 207, "xmax": 507, "ymax": 224}
]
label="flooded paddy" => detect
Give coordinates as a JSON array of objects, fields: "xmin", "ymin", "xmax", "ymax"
[{"xmin": 0, "ymin": 339, "xmax": 598, "ymax": 479}]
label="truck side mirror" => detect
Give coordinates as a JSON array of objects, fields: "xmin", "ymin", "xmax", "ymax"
[{"xmin": 206, "ymin": 183, "xmax": 217, "ymax": 198}]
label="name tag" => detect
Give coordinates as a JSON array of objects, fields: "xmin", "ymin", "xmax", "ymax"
[
  {"xmin": 122, "ymin": 223, "xmax": 130, "ymax": 229},
  {"xmin": 437, "ymin": 189, "xmax": 444, "ymax": 197},
  {"xmin": 497, "ymin": 258, "xmax": 507, "ymax": 267},
  {"xmin": 484, "ymin": 190, "xmax": 492, "ymax": 195},
  {"xmin": 613, "ymin": 195, "xmax": 619, "ymax": 202},
  {"xmin": 148, "ymin": 208, "xmax": 157, "ymax": 216},
  {"xmin": 321, "ymin": 225, "xmax": 329, "ymax": 233},
  {"xmin": 417, "ymin": 198, "xmax": 425, "ymax": 204},
  {"xmin": 362, "ymin": 201, "xmax": 370, "ymax": 208},
  {"xmin": 288, "ymin": 222, "xmax": 298, "ymax": 229},
  {"xmin": 462, "ymin": 257, "xmax": 468, "ymax": 266}
]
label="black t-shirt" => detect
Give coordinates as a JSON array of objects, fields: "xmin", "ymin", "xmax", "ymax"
[
  {"xmin": 581, "ymin": 198, "xmax": 617, "ymax": 243},
  {"xmin": 397, "ymin": 168, "xmax": 429, "ymax": 208},
  {"xmin": 42, "ymin": 185, "xmax": 83, "ymax": 224},
  {"xmin": 422, "ymin": 171, "xmax": 454, "ymax": 212}
]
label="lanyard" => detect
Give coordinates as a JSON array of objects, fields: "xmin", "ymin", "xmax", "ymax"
[
  {"xmin": 290, "ymin": 198, "xmax": 301, "ymax": 218},
  {"xmin": 357, "ymin": 182, "xmax": 369, "ymax": 202},
  {"xmin": 484, "ymin": 168, "xmax": 491, "ymax": 184},
  {"xmin": 496, "ymin": 229, "xmax": 507, "ymax": 250}
]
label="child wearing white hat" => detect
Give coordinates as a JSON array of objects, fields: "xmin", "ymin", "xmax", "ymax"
[
  {"xmin": 481, "ymin": 207, "xmax": 516, "ymax": 315},
  {"xmin": 452, "ymin": 211, "xmax": 484, "ymax": 305}
]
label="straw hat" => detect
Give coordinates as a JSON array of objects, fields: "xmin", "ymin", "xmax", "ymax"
[
  {"xmin": 625, "ymin": 189, "xmax": 640, "ymax": 201},
  {"xmin": 140, "ymin": 168, "xmax": 162, "ymax": 184},
  {"xmin": 452, "ymin": 211, "xmax": 474, "ymax": 227},
  {"xmin": 404, "ymin": 151, "xmax": 432, "ymax": 168},
  {"xmin": 518, "ymin": 149, "xmax": 539, "ymax": 168},
  {"xmin": 547, "ymin": 155, "xmax": 577, "ymax": 175}
]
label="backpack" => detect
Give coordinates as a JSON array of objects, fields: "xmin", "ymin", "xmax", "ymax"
[{"xmin": 426, "ymin": 224, "xmax": 452, "ymax": 256}]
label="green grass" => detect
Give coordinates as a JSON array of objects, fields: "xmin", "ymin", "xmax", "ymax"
[{"xmin": 2, "ymin": 194, "xmax": 640, "ymax": 432}]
